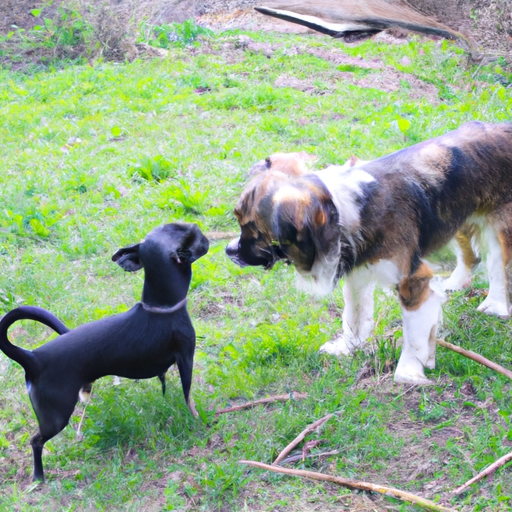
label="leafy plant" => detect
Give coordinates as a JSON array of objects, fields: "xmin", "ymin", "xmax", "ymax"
[
  {"xmin": 140, "ymin": 19, "xmax": 214, "ymax": 49},
  {"xmin": 161, "ymin": 180, "xmax": 210, "ymax": 214},
  {"xmin": 31, "ymin": 5, "xmax": 94, "ymax": 50},
  {"xmin": 128, "ymin": 154, "xmax": 176, "ymax": 182}
]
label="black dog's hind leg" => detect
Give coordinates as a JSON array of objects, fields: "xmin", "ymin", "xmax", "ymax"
[
  {"xmin": 29, "ymin": 389, "xmax": 79, "ymax": 482},
  {"xmin": 158, "ymin": 373, "xmax": 166, "ymax": 396},
  {"xmin": 31, "ymin": 432, "xmax": 48, "ymax": 482}
]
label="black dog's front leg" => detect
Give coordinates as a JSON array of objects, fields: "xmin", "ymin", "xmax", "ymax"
[
  {"xmin": 176, "ymin": 346, "xmax": 196, "ymax": 416},
  {"xmin": 158, "ymin": 373, "xmax": 166, "ymax": 395}
]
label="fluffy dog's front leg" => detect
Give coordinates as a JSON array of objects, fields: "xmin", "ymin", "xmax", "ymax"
[
  {"xmin": 319, "ymin": 267, "xmax": 375, "ymax": 356},
  {"xmin": 395, "ymin": 266, "xmax": 446, "ymax": 385}
]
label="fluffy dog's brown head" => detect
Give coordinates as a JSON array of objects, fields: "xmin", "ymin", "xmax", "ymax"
[{"xmin": 226, "ymin": 153, "xmax": 341, "ymax": 280}]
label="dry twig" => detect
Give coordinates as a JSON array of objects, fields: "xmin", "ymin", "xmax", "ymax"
[
  {"xmin": 215, "ymin": 392, "xmax": 308, "ymax": 417},
  {"xmin": 240, "ymin": 460, "xmax": 457, "ymax": 512},
  {"xmin": 453, "ymin": 451, "xmax": 512, "ymax": 495},
  {"xmin": 437, "ymin": 339, "xmax": 512, "ymax": 380},
  {"xmin": 280, "ymin": 449, "xmax": 340, "ymax": 465},
  {"xmin": 205, "ymin": 231, "xmax": 240, "ymax": 240},
  {"xmin": 273, "ymin": 413, "xmax": 334, "ymax": 466},
  {"xmin": 76, "ymin": 386, "xmax": 92, "ymax": 439}
]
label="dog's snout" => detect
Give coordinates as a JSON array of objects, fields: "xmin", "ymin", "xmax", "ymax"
[
  {"xmin": 225, "ymin": 238, "xmax": 240, "ymax": 257},
  {"xmin": 225, "ymin": 238, "xmax": 248, "ymax": 267}
]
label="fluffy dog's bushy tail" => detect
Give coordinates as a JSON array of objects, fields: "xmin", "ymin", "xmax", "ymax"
[{"xmin": 0, "ymin": 306, "xmax": 69, "ymax": 377}]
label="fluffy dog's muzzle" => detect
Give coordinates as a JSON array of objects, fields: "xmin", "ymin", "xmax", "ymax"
[{"xmin": 225, "ymin": 237, "xmax": 286, "ymax": 270}]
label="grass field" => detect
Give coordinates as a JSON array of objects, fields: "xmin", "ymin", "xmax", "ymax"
[{"xmin": 1, "ymin": 22, "xmax": 512, "ymax": 511}]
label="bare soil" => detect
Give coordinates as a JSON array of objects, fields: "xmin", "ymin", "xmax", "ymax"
[{"xmin": 1, "ymin": 0, "xmax": 511, "ymax": 58}]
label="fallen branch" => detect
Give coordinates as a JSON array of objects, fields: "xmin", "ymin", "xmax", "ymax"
[
  {"xmin": 273, "ymin": 413, "xmax": 334, "ymax": 466},
  {"xmin": 75, "ymin": 399, "xmax": 90, "ymax": 439},
  {"xmin": 280, "ymin": 449, "xmax": 340, "ymax": 465},
  {"xmin": 205, "ymin": 231, "xmax": 240, "ymax": 240},
  {"xmin": 215, "ymin": 392, "xmax": 308, "ymax": 417},
  {"xmin": 76, "ymin": 384, "xmax": 93, "ymax": 439},
  {"xmin": 240, "ymin": 460, "xmax": 457, "ymax": 512},
  {"xmin": 453, "ymin": 451, "xmax": 512, "ymax": 495},
  {"xmin": 437, "ymin": 339, "xmax": 512, "ymax": 380}
]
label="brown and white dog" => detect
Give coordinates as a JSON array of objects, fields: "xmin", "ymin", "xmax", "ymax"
[
  {"xmin": 333, "ymin": 158, "xmax": 501, "ymax": 298},
  {"xmin": 226, "ymin": 122, "xmax": 512, "ymax": 385}
]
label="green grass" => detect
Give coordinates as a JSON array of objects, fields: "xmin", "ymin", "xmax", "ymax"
[{"xmin": 1, "ymin": 26, "xmax": 512, "ymax": 511}]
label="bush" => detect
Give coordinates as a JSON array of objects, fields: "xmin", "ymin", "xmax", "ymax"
[{"xmin": 0, "ymin": 0, "xmax": 200, "ymax": 70}]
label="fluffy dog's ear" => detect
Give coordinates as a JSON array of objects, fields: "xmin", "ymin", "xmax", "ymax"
[
  {"xmin": 272, "ymin": 191, "xmax": 340, "ymax": 272},
  {"xmin": 250, "ymin": 152, "xmax": 317, "ymax": 176},
  {"xmin": 349, "ymin": 155, "xmax": 360, "ymax": 167},
  {"xmin": 176, "ymin": 225, "xmax": 209, "ymax": 263},
  {"xmin": 112, "ymin": 244, "xmax": 143, "ymax": 272}
]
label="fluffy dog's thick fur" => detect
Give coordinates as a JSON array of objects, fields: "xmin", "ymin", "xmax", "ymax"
[
  {"xmin": 0, "ymin": 222, "xmax": 209, "ymax": 482},
  {"xmin": 226, "ymin": 121, "xmax": 512, "ymax": 385}
]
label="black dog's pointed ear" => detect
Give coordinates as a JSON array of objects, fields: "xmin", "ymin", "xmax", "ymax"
[
  {"xmin": 176, "ymin": 225, "xmax": 209, "ymax": 263},
  {"xmin": 112, "ymin": 243, "xmax": 143, "ymax": 272}
]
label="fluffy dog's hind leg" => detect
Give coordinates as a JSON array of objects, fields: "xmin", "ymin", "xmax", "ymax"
[
  {"xmin": 395, "ymin": 264, "xmax": 446, "ymax": 385},
  {"xmin": 443, "ymin": 230, "xmax": 478, "ymax": 291},
  {"xmin": 319, "ymin": 266, "xmax": 375, "ymax": 356},
  {"xmin": 477, "ymin": 224, "xmax": 510, "ymax": 318}
]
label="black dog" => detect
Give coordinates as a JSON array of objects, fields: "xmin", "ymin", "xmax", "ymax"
[{"xmin": 0, "ymin": 222, "xmax": 209, "ymax": 482}]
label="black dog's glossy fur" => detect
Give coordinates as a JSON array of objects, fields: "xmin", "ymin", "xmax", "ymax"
[{"xmin": 0, "ymin": 222, "xmax": 209, "ymax": 482}]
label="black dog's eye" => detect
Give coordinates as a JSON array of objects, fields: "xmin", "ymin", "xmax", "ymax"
[{"xmin": 265, "ymin": 157, "xmax": 271, "ymax": 169}]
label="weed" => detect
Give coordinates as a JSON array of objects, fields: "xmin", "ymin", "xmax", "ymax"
[
  {"xmin": 139, "ymin": 19, "xmax": 214, "ymax": 49},
  {"xmin": 31, "ymin": 5, "xmax": 94, "ymax": 51},
  {"xmin": 128, "ymin": 154, "xmax": 176, "ymax": 182}
]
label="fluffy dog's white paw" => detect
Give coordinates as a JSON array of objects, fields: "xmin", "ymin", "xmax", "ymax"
[
  {"xmin": 424, "ymin": 357, "xmax": 436, "ymax": 370},
  {"xmin": 318, "ymin": 338, "xmax": 352, "ymax": 356},
  {"xmin": 394, "ymin": 357, "xmax": 434, "ymax": 386},
  {"xmin": 477, "ymin": 298, "xmax": 510, "ymax": 319},
  {"xmin": 442, "ymin": 273, "xmax": 472, "ymax": 291}
]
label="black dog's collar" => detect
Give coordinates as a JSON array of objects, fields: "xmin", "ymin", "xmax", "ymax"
[{"xmin": 141, "ymin": 298, "xmax": 187, "ymax": 314}]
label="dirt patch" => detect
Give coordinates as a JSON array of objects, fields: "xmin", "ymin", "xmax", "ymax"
[
  {"xmin": 2, "ymin": 1, "xmax": 510, "ymax": 58},
  {"xmin": 408, "ymin": 0, "xmax": 512, "ymax": 57},
  {"xmin": 353, "ymin": 375, "xmax": 511, "ymax": 506},
  {"xmin": 337, "ymin": 68, "xmax": 440, "ymax": 103},
  {"xmin": 194, "ymin": 35, "xmax": 443, "ymax": 103}
]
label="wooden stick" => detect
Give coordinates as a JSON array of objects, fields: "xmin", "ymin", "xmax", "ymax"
[
  {"xmin": 273, "ymin": 413, "xmax": 334, "ymax": 466},
  {"xmin": 215, "ymin": 392, "xmax": 308, "ymax": 417},
  {"xmin": 206, "ymin": 231, "xmax": 239, "ymax": 240},
  {"xmin": 437, "ymin": 339, "xmax": 512, "ymax": 380},
  {"xmin": 280, "ymin": 449, "xmax": 340, "ymax": 465},
  {"xmin": 453, "ymin": 451, "xmax": 512, "ymax": 495},
  {"xmin": 240, "ymin": 460, "xmax": 457, "ymax": 512},
  {"xmin": 76, "ymin": 389, "xmax": 92, "ymax": 439}
]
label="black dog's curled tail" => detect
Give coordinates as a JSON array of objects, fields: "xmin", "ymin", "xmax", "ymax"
[{"xmin": 0, "ymin": 306, "xmax": 70, "ymax": 377}]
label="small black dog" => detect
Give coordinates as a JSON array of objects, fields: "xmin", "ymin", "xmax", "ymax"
[{"xmin": 0, "ymin": 222, "xmax": 209, "ymax": 482}]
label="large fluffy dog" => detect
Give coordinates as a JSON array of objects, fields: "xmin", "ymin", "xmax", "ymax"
[{"xmin": 226, "ymin": 121, "xmax": 512, "ymax": 385}]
